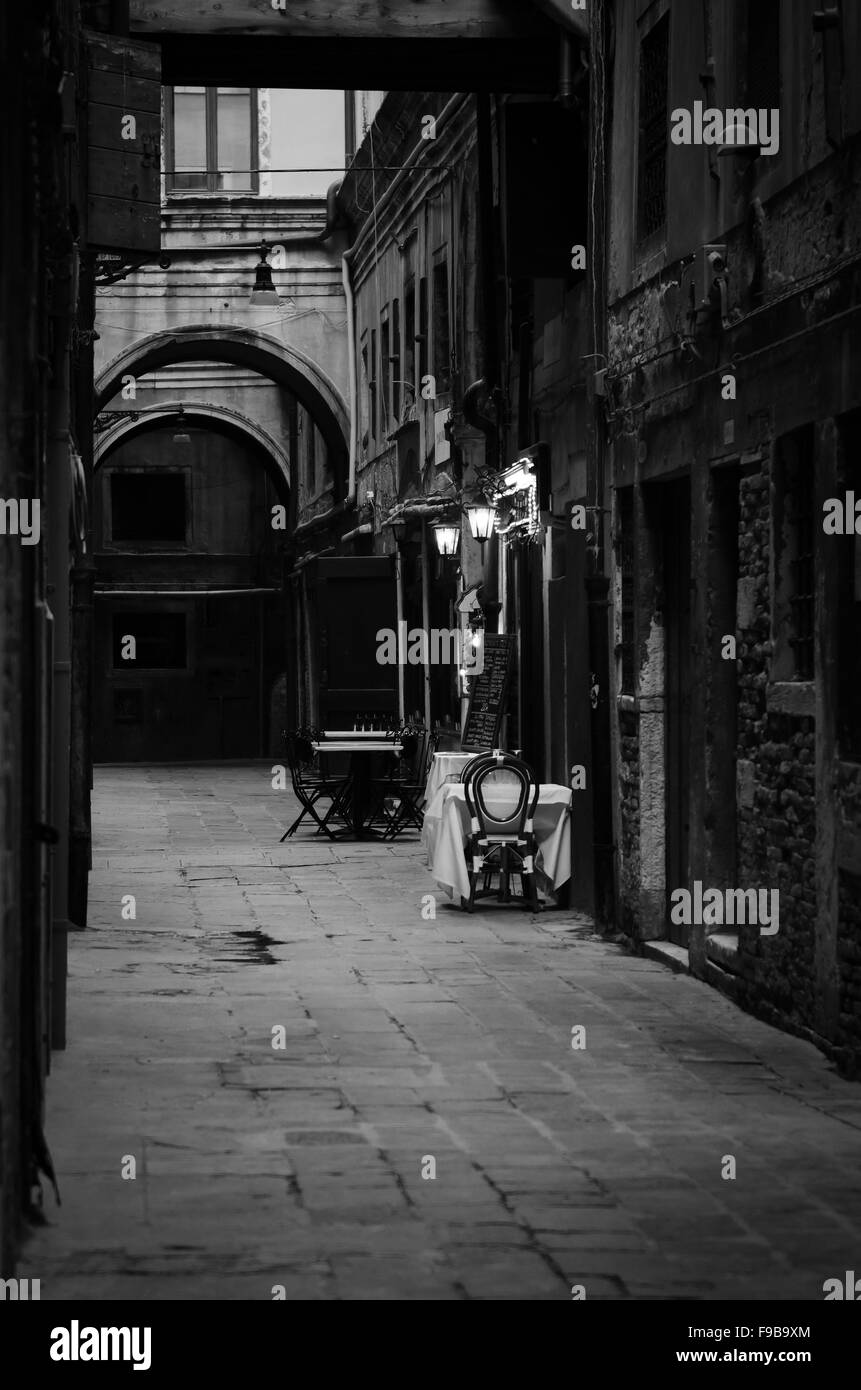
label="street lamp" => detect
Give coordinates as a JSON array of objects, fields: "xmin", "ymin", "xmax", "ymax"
[
  {"xmin": 249, "ymin": 242, "xmax": 280, "ymax": 306},
  {"xmin": 432, "ymin": 521, "xmax": 461, "ymax": 557},
  {"xmin": 464, "ymin": 501, "xmax": 498, "ymax": 544}
]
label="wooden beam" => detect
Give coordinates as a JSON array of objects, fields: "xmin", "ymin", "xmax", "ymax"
[
  {"xmin": 157, "ymin": 36, "xmax": 558, "ymax": 92},
  {"xmin": 530, "ymin": 0, "xmax": 589, "ymax": 44},
  {"xmin": 130, "ymin": 0, "xmax": 551, "ymax": 41}
]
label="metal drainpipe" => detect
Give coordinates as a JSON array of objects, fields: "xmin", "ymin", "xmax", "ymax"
[
  {"xmin": 47, "ymin": 249, "xmax": 75, "ymax": 1049},
  {"xmin": 342, "ymin": 247, "xmax": 358, "ymax": 507},
  {"xmin": 420, "ymin": 522, "xmax": 432, "ymax": 730}
]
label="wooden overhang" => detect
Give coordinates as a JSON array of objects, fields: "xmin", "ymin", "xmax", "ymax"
[{"xmin": 126, "ymin": 0, "xmax": 589, "ymax": 92}]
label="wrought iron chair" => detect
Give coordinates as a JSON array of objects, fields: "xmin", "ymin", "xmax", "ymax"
[
  {"xmin": 279, "ymin": 729, "xmax": 353, "ymax": 841},
  {"xmin": 462, "ymin": 753, "xmax": 541, "ymax": 912},
  {"xmin": 368, "ymin": 725, "xmax": 439, "ymax": 839}
]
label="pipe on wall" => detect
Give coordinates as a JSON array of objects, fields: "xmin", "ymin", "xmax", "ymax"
[{"xmin": 342, "ymin": 247, "xmax": 358, "ymax": 508}]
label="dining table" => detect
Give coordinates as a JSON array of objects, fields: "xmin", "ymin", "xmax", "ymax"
[
  {"xmin": 423, "ymin": 750, "xmax": 492, "ymax": 806},
  {"xmin": 421, "ymin": 780, "xmax": 573, "ymax": 904},
  {"xmin": 312, "ymin": 737, "xmax": 403, "ymax": 838}
]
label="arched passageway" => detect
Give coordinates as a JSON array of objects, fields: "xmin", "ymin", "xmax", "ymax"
[
  {"xmin": 95, "ymin": 325, "xmax": 349, "ymax": 495},
  {"xmin": 92, "ymin": 412, "xmax": 292, "ymax": 763}
]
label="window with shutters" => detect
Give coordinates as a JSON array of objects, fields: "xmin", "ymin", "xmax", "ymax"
[
  {"xmin": 432, "ymin": 258, "xmax": 451, "ymax": 394},
  {"xmin": 637, "ymin": 13, "xmax": 670, "ymax": 243},
  {"xmin": 392, "ymin": 298, "xmax": 402, "ymax": 421},
  {"xmin": 166, "ymin": 87, "xmax": 258, "ymax": 193}
]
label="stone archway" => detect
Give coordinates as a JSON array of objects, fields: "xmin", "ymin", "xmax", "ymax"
[
  {"xmin": 95, "ymin": 324, "xmax": 349, "ymax": 492},
  {"xmin": 94, "ymin": 401, "xmax": 292, "ymax": 496}
]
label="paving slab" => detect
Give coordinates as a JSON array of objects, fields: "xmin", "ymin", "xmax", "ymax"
[{"xmin": 18, "ymin": 762, "xmax": 861, "ymax": 1301}]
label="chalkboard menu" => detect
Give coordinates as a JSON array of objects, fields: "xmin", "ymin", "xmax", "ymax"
[{"xmin": 461, "ymin": 634, "xmax": 516, "ymax": 752}]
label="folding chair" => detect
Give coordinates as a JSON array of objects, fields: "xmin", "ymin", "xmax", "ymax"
[
  {"xmin": 462, "ymin": 753, "xmax": 541, "ymax": 912},
  {"xmin": 279, "ymin": 730, "xmax": 353, "ymax": 841}
]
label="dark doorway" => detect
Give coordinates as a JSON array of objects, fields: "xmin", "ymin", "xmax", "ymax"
[
  {"xmin": 708, "ymin": 466, "xmax": 739, "ymax": 892},
  {"xmin": 661, "ymin": 477, "xmax": 692, "ymax": 945}
]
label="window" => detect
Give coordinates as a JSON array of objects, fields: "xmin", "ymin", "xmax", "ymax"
[
  {"xmin": 418, "ymin": 277, "xmax": 428, "ymax": 385},
  {"xmin": 167, "ymin": 87, "xmax": 257, "ymax": 193},
  {"xmin": 745, "ymin": 0, "xmax": 780, "ymax": 112},
  {"xmin": 404, "ymin": 279, "xmax": 416, "ymax": 395},
  {"xmin": 432, "ymin": 258, "xmax": 451, "ymax": 393},
  {"xmin": 617, "ymin": 487, "xmax": 636, "ymax": 695},
  {"xmin": 380, "ymin": 310, "xmax": 391, "ymax": 429},
  {"xmin": 110, "ymin": 472, "xmax": 187, "ymax": 544},
  {"xmin": 637, "ymin": 13, "xmax": 670, "ymax": 242},
  {"xmin": 112, "ymin": 612, "xmax": 187, "ymax": 669},
  {"xmin": 392, "ymin": 298, "xmax": 401, "ymax": 421},
  {"xmin": 369, "ymin": 327, "xmax": 378, "ymax": 440},
  {"xmin": 774, "ymin": 427, "xmax": 814, "ymax": 681}
]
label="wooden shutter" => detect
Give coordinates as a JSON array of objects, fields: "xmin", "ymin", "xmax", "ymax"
[{"xmin": 87, "ymin": 31, "xmax": 161, "ymax": 254}]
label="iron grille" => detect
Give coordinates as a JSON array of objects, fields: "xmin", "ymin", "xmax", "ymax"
[{"xmin": 638, "ymin": 14, "xmax": 670, "ymax": 242}]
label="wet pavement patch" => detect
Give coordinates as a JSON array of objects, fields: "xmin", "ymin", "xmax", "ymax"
[{"xmin": 207, "ymin": 929, "xmax": 279, "ymax": 966}]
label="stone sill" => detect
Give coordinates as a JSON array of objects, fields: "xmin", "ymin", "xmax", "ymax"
[
  {"xmin": 766, "ymin": 681, "xmax": 815, "ymax": 717},
  {"xmin": 641, "ymin": 939, "xmax": 689, "ymax": 975}
]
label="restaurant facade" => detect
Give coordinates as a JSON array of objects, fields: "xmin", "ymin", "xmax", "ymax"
[{"xmin": 305, "ymin": 68, "xmax": 605, "ymax": 920}]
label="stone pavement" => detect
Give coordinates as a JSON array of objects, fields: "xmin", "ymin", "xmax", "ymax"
[{"xmin": 19, "ymin": 764, "xmax": 861, "ymax": 1300}]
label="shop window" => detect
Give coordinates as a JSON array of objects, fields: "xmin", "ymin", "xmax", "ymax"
[
  {"xmin": 617, "ymin": 487, "xmax": 636, "ymax": 695},
  {"xmin": 112, "ymin": 612, "xmax": 187, "ymax": 669},
  {"xmin": 166, "ymin": 87, "xmax": 257, "ymax": 193},
  {"xmin": 433, "ymin": 259, "xmax": 451, "ymax": 394},
  {"xmin": 110, "ymin": 472, "xmax": 187, "ymax": 544},
  {"xmin": 774, "ymin": 427, "xmax": 815, "ymax": 681},
  {"xmin": 637, "ymin": 12, "xmax": 670, "ymax": 243}
]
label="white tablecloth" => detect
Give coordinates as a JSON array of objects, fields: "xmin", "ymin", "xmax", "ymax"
[
  {"xmin": 421, "ymin": 782, "xmax": 572, "ymax": 902},
  {"xmin": 423, "ymin": 751, "xmax": 491, "ymax": 806}
]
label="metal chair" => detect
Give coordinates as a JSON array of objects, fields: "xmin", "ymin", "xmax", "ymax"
[
  {"xmin": 369, "ymin": 725, "xmax": 439, "ymax": 839},
  {"xmin": 462, "ymin": 753, "xmax": 541, "ymax": 912},
  {"xmin": 279, "ymin": 730, "xmax": 353, "ymax": 841}
]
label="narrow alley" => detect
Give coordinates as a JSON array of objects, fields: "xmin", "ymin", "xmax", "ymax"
[{"xmin": 19, "ymin": 765, "xmax": 861, "ymax": 1301}]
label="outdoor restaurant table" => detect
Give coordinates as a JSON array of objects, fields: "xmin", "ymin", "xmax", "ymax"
[
  {"xmin": 312, "ymin": 738, "xmax": 403, "ymax": 838},
  {"xmin": 423, "ymin": 750, "xmax": 491, "ymax": 806},
  {"xmin": 421, "ymin": 781, "xmax": 572, "ymax": 903}
]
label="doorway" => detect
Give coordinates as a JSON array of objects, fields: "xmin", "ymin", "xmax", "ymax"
[{"xmin": 661, "ymin": 477, "xmax": 692, "ymax": 945}]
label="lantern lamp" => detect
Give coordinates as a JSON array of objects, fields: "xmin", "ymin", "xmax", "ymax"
[
  {"xmin": 465, "ymin": 502, "xmax": 498, "ymax": 544},
  {"xmin": 432, "ymin": 521, "xmax": 461, "ymax": 557},
  {"xmin": 249, "ymin": 243, "xmax": 280, "ymax": 306}
]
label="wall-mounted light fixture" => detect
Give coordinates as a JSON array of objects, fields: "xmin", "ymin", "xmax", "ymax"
[
  {"xmin": 464, "ymin": 501, "xmax": 498, "ymax": 544},
  {"xmin": 432, "ymin": 521, "xmax": 461, "ymax": 557},
  {"xmin": 172, "ymin": 406, "xmax": 191, "ymax": 447},
  {"xmin": 249, "ymin": 242, "xmax": 280, "ymax": 306}
]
